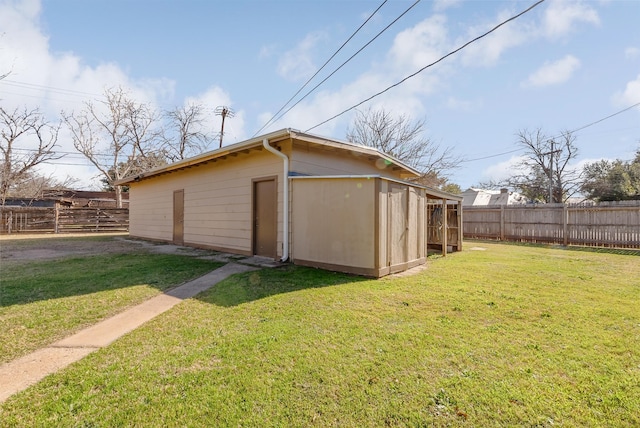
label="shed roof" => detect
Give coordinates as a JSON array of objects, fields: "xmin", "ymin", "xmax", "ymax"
[
  {"xmin": 115, "ymin": 128, "xmax": 462, "ymax": 202},
  {"xmin": 116, "ymin": 128, "xmax": 423, "ymax": 185}
]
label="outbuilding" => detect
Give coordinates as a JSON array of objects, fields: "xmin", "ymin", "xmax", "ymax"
[{"xmin": 117, "ymin": 128, "xmax": 462, "ymax": 277}]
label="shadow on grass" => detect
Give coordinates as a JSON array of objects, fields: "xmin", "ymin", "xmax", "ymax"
[
  {"xmin": 466, "ymin": 239, "xmax": 640, "ymax": 256},
  {"xmin": 0, "ymin": 253, "xmax": 224, "ymax": 308},
  {"xmin": 197, "ymin": 264, "xmax": 368, "ymax": 307}
]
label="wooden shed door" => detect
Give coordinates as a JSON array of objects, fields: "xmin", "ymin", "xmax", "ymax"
[
  {"xmin": 388, "ymin": 183, "xmax": 408, "ymax": 268},
  {"xmin": 253, "ymin": 179, "xmax": 277, "ymax": 258},
  {"xmin": 173, "ymin": 189, "xmax": 184, "ymax": 246}
]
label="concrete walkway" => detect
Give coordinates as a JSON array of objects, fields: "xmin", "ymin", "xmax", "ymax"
[{"xmin": 0, "ymin": 262, "xmax": 257, "ymax": 403}]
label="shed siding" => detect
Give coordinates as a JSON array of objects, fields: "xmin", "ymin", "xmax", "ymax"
[
  {"xmin": 291, "ymin": 177, "xmax": 376, "ymax": 271},
  {"xmin": 289, "ymin": 143, "xmax": 406, "ymax": 179},
  {"xmin": 376, "ymin": 180, "xmax": 427, "ymax": 276},
  {"xmin": 129, "ymin": 149, "xmax": 283, "ymax": 255}
]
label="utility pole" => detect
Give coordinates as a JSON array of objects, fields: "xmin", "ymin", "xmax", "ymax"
[
  {"xmin": 215, "ymin": 106, "xmax": 235, "ymax": 148},
  {"xmin": 548, "ymin": 139, "xmax": 554, "ymax": 204},
  {"xmin": 542, "ymin": 139, "xmax": 562, "ymax": 203}
]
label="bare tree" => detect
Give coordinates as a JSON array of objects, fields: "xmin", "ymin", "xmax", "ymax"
[
  {"xmin": 0, "ymin": 106, "xmax": 61, "ymax": 205},
  {"xmin": 163, "ymin": 103, "xmax": 215, "ymax": 162},
  {"xmin": 7, "ymin": 171, "xmax": 77, "ymax": 201},
  {"xmin": 346, "ymin": 108, "xmax": 461, "ymax": 188},
  {"xmin": 508, "ymin": 128, "xmax": 581, "ymax": 203},
  {"xmin": 62, "ymin": 87, "xmax": 165, "ymax": 207}
]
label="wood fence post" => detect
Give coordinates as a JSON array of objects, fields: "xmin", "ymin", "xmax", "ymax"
[
  {"xmin": 500, "ymin": 205, "xmax": 505, "ymax": 241},
  {"xmin": 457, "ymin": 201, "xmax": 463, "ymax": 251},
  {"xmin": 54, "ymin": 205, "xmax": 59, "ymax": 234},
  {"xmin": 442, "ymin": 198, "xmax": 448, "ymax": 256},
  {"xmin": 563, "ymin": 204, "xmax": 568, "ymax": 246}
]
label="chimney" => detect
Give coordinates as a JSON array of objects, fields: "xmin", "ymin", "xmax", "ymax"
[{"xmin": 500, "ymin": 188, "xmax": 509, "ymax": 194}]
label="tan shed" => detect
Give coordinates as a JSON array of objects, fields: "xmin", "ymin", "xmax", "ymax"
[{"xmin": 117, "ymin": 128, "xmax": 462, "ymax": 277}]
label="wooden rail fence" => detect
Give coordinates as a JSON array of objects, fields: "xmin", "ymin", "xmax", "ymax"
[
  {"xmin": 1, "ymin": 207, "xmax": 129, "ymax": 234},
  {"xmin": 463, "ymin": 201, "xmax": 640, "ymax": 249}
]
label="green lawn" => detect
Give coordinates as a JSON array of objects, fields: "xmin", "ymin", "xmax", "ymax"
[
  {"xmin": 1, "ymin": 241, "xmax": 639, "ymax": 427},
  {"xmin": 0, "ymin": 246, "xmax": 223, "ymax": 364}
]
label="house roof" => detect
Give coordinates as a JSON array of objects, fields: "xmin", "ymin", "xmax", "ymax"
[
  {"xmin": 462, "ymin": 188, "xmax": 529, "ymax": 206},
  {"xmin": 116, "ymin": 128, "xmax": 423, "ymax": 185}
]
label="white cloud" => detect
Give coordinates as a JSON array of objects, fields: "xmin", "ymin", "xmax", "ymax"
[
  {"xmin": 186, "ymin": 86, "xmax": 247, "ymax": 145},
  {"xmin": 522, "ymin": 55, "xmax": 581, "ymax": 88},
  {"xmin": 260, "ymin": 14, "xmax": 453, "ymax": 136},
  {"xmin": 612, "ymin": 73, "xmax": 640, "ymax": 107},
  {"xmin": 433, "ymin": 0, "xmax": 461, "ymax": 12},
  {"xmin": 445, "ymin": 97, "xmax": 479, "ymax": 111},
  {"xmin": 459, "ymin": 9, "xmax": 532, "ymax": 67},
  {"xmin": 542, "ymin": 0, "xmax": 600, "ymax": 38},
  {"xmin": 277, "ymin": 31, "xmax": 327, "ymax": 81},
  {"xmin": 482, "ymin": 155, "xmax": 525, "ymax": 183},
  {"xmin": 625, "ymin": 47, "xmax": 640, "ymax": 60},
  {"xmin": 388, "ymin": 15, "xmax": 449, "ymax": 72},
  {"xmin": 458, "ymin": 0, "xmax": 599, "ymax": 68},
  {"xmin": 0, "ymin": 0, "xmax": 177, "ymax": 188}
]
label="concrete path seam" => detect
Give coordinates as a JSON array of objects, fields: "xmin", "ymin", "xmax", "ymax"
[{"xmin": 0, "ymin": 262, "xmax": 257, "ymax": 403}]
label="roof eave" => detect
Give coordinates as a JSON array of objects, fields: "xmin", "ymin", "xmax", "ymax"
[
  {"xmin": 115, "ymin": 128, "xmax": 294, "ymax": 185},
  {"xmin": 116, "ymin": 127, "xmax": 423, "ymax": 185}
]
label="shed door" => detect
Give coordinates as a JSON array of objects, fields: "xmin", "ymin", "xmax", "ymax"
[
  {"xmin": 173, "ymin": 189, "xmax": 184, "ymax": 246},
  {"xmin": 388, "ymin": 183, "xmax": 408, "ymax": 269},
  {"xmin": 253, "ymin": 179, "xmax": 277, "ymax": 258}
]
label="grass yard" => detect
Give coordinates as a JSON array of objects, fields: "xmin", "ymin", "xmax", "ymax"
[
  {"xmin": 0, "ymin": 236, "xmax": 224, "ymax": 364},
  {"xmin": 1, "ymin": 241, "xmax": 639, "ymax": 426}
]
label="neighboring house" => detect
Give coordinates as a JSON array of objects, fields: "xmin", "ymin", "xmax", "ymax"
[
  {"xmin": 117, "ymin": 128, "xmax": 462, "ymax": 277},
  {"xmin": 462, "ymin": 188, "xmax": 529, "ymax": 206}
]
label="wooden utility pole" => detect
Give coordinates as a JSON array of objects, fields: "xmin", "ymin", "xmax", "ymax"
[
  {"xmin": 542, "ymin": 139, "xmax": 561, "ymax": 203},
  {"xmin": 215, "ymin": 106, "xmax": 235, "ymax": 148},
  {"xmin": 548, "ymin": 139, "xmax": 554, "ymax": 203}
]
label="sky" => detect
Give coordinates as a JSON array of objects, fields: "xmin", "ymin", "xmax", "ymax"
[{"xmin": 1, "ymin": 0, "xmax": 639, "ymax": 191}]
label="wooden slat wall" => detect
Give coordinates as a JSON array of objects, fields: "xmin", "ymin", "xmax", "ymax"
[
  {"xmin": 463, "ymin": 202, "xmax": 640, "ymax": 249},
  {"xmin": 1, "ymin": 207, "xmax": 129, "ymax": 234}
]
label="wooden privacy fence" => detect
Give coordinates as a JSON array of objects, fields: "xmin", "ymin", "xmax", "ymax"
[
  {"xmin": 1, "ymin": 207, "xmax": 129, "ymax": 234},
  {"xmin": 463, "ymin": 201, "xmax": 640, "ymax": 249}
]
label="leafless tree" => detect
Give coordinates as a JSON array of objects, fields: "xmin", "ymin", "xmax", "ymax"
[
  {"xmin": 6, "ymin": 171, "xmax": 77, "ymax": 201},
  {"xmin": 0, "ymin": 106, "xmax": 61, "ymax": 205},
  {"xmin": 62, "ymin": 87, "xmax": 165, "ymax": 207},
  {"xmin": 163, "ymin": 103, "xmax": 215, "ymax": 162},
  {"xmin": 508, "ymin": 128, "xmax": 581, "ymax": 203},
  {"xmin": 346, "ymin": 108, "xmax": 461, "ymax": 188}
]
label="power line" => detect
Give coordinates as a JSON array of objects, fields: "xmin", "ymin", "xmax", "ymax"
[
  {"xmin": 306, "ymin": 0, "xmax": 546, "ymax": 132},
  {"xmin": 41, "ymin": 160, "xmax": 93, "ymax": 166},
  {"xmin": 0, "ymin": 88, "xmax": 96, "ymax": 105},
  {"xmin": 267, "ymin": 0, "xmax": 422, "ymax": 132},
  {"xmin": 461, "ymin": 101, "xmax": 640, "ymax": 163},
  {"xmin": 253, "ymin": 0, "xmax": 390, "ymax": 136},
  {"xmin": 0, "ymin": 79, "xmax": 103, "ymax": 98},
  {"xmin": 461, "ymin": 148, "xmax": 522, "ymax": 163},
  {"xmin": 10, "ymin": 147, "xmax": 114, "ymax": 158},
  {"xmin": 560, "ymin": 101, "xmax": 640, "ymax": 137}
]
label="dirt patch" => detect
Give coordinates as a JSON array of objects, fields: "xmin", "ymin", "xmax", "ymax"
[
  {"xmin": 0, "ymin": 234, "xmax": 141, "ymax": 264},
  {"xmin": 0, "ymin": 233, "xmax": 235, "ymax": 266}
]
